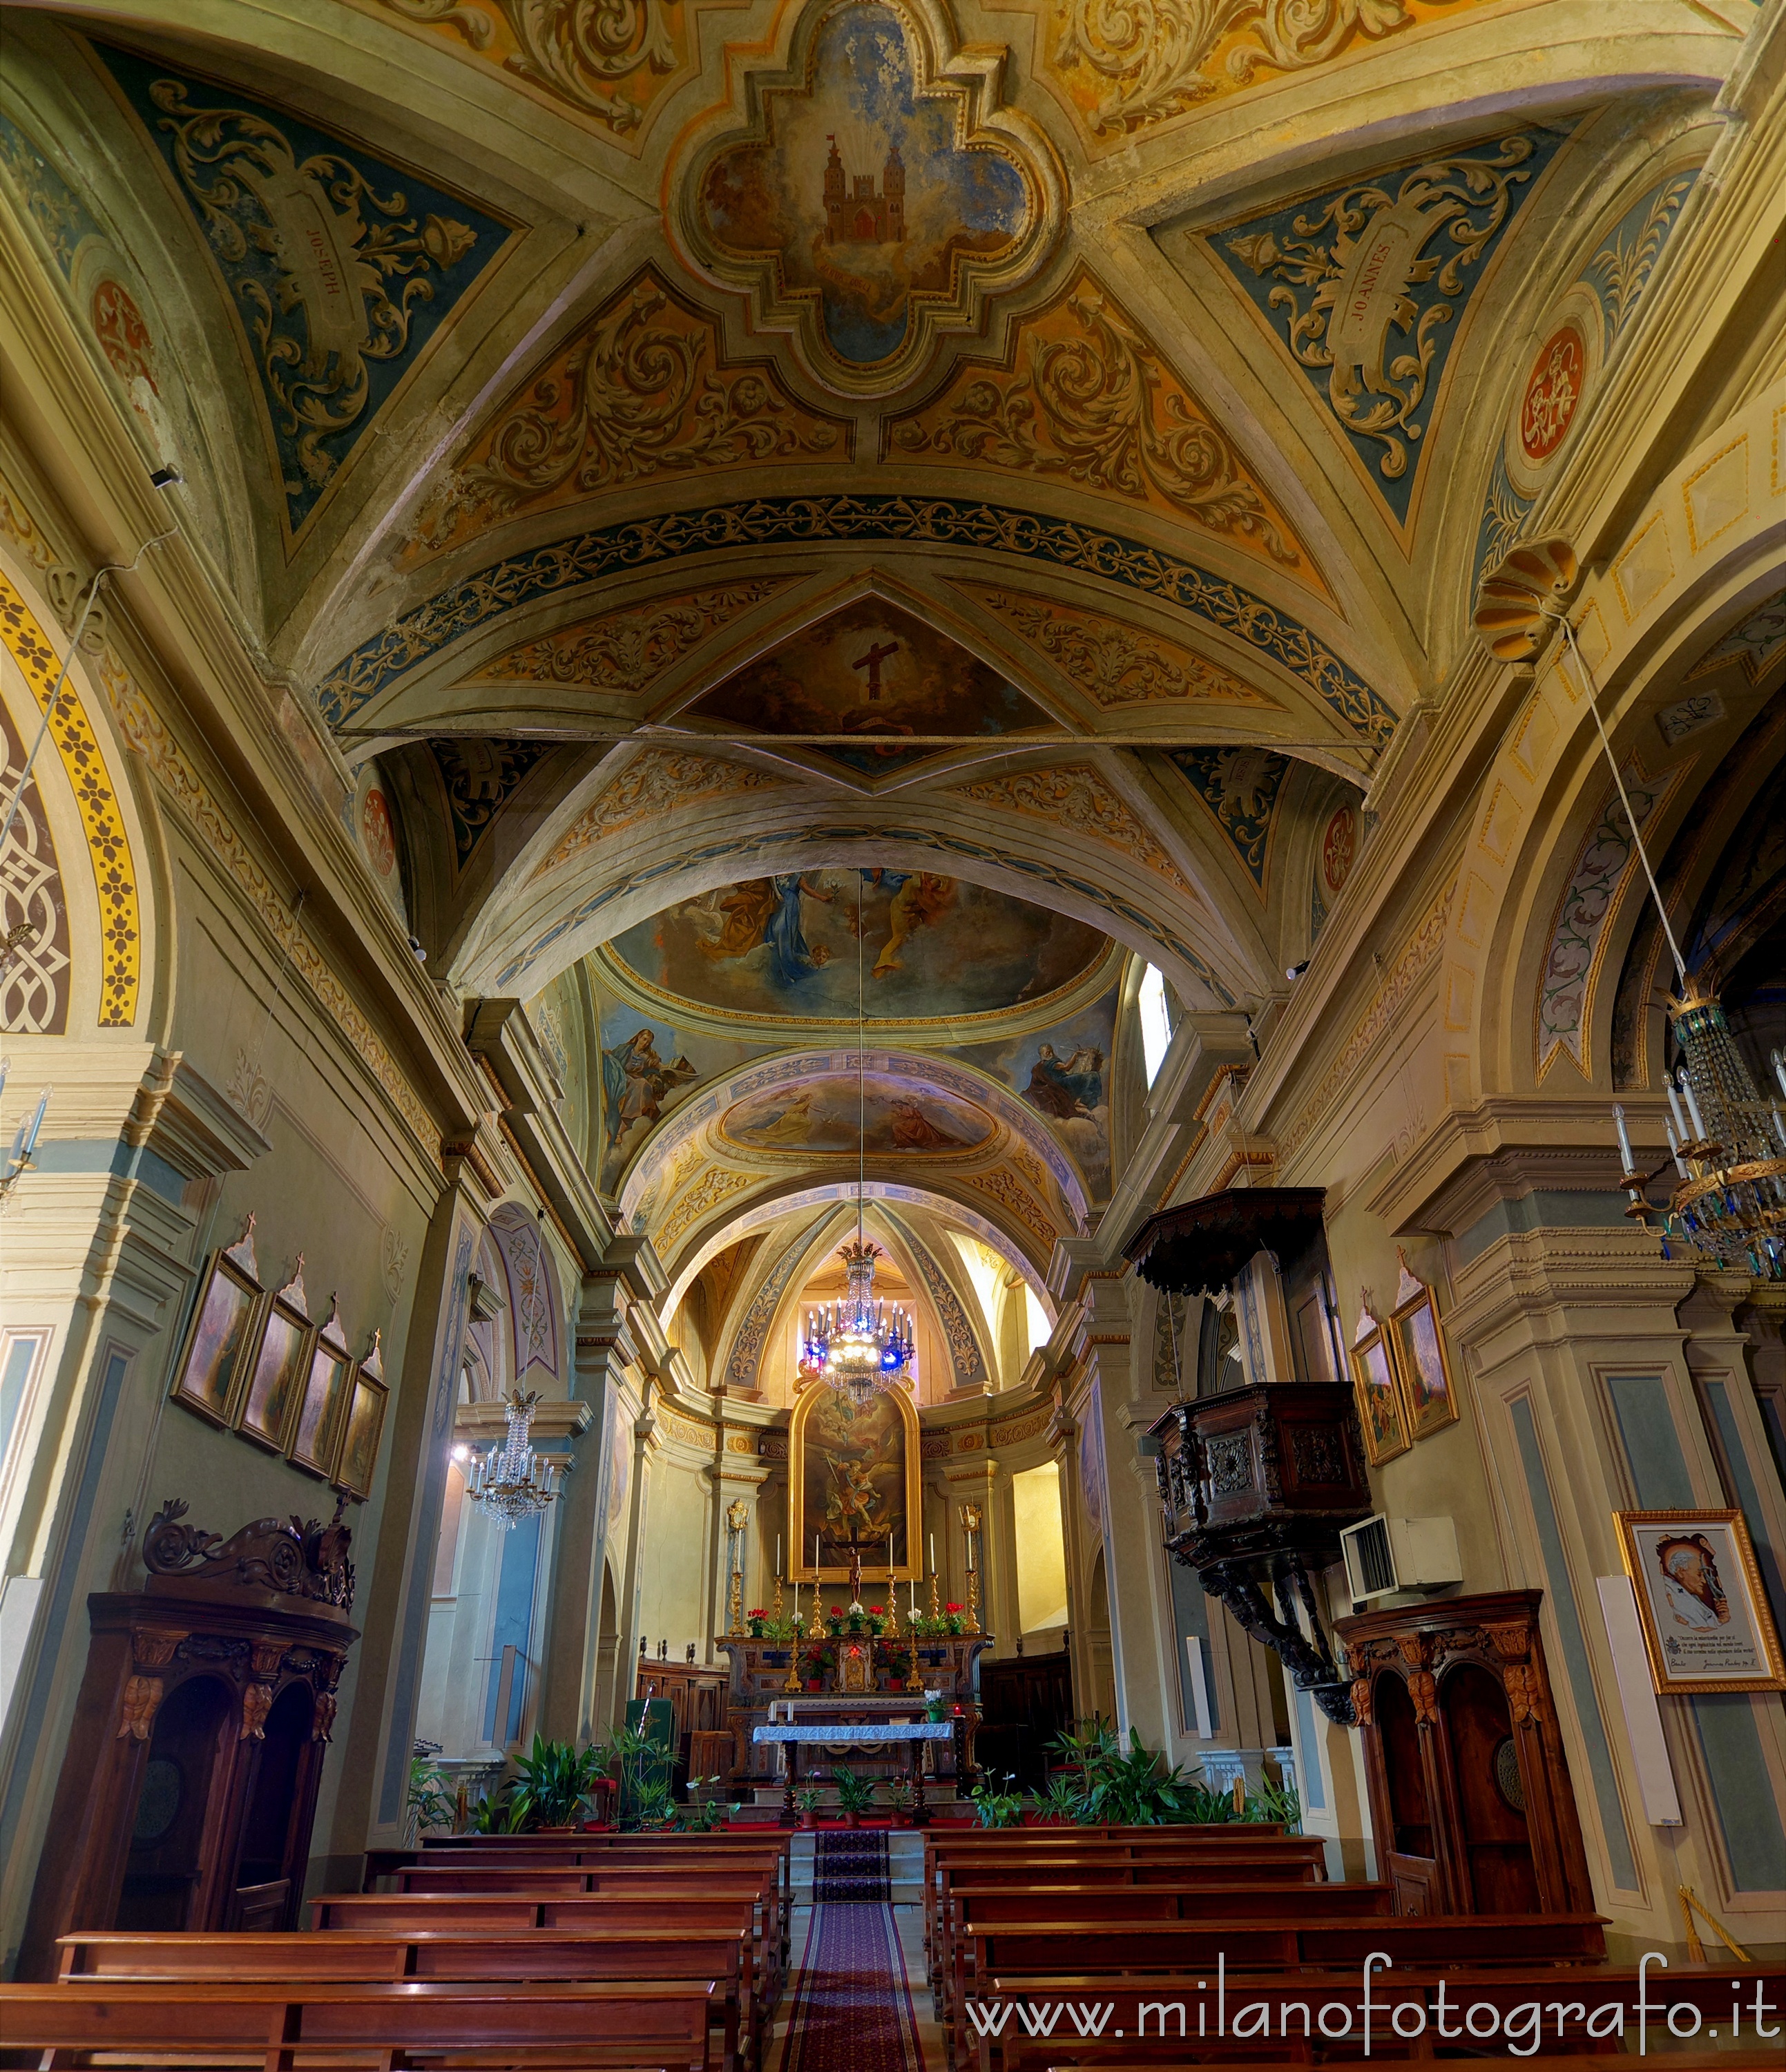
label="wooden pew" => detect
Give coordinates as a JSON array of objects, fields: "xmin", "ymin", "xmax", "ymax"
[
  {"xmin": 308, "ymin": 1893, "xmax": 776, "ymax": 2025},
  {"xmin": 923, "ymin": 1837, "xmax": 1325, "ymax": 1962},
  {"xmin": 57, "ymin": 1927, "xmax": 755, "ymax": 2071},
  {"xmin": 946, "ymin": 1913, "xmax": 1610, "ymax": 2056},
  {"xmin": 968, "ymin": 1965, "xmax": 1786, "ymax": 2072},
  {"xmin": 0, "ymin": 1976, "xmax": 716, "ymax": 2071}
]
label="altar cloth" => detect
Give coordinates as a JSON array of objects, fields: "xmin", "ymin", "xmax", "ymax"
[{"xmin": 752, "ymin": 1722, "xmax": 954, "ymax": 1744}]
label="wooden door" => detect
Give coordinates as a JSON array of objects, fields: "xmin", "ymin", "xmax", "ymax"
[
  {"xmin": 1439, "ymin": 1664, "xmax": 1541, "ymax": 1915},
  {"xmin": 116, "ymin": 1676, "xmax": 238, "ymax": 1932}
]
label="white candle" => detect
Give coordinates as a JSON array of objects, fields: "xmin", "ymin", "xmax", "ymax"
[
  {"xmin": 1680, "ymin": 1068, "xmax": 1707, "ymax": 1143},
  {"xmin": 1664, "ymin": 1072, "xmax": 1688, "ymax": 1140},
  {"xmin": 776, "ymin": 1535, "xmax": 782, "ymax": 1577},
  {"xmin": 910, "ymin": 1577, "xmax": 916, "ymax": 1618},
  {"xmin": 1613, "ymin": 1104, "xmax": 1634, "ymax": 1173},
  {"xmin": 1772, "ymin": 1048, "xmax": 1786, "ymax": 1097},
  {"xmin": 929, "ymin": 1533, "xmax": 935, "ymax": 1574},
  {"xmin": 1666, "ymin": 1117, "xmax": 1688, "ymax": 1179}
]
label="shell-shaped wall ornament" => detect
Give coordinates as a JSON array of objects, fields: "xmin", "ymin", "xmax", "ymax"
[{"xmin": 1472, "ymin": 538, "xmax": 1579, "ymax": 661}]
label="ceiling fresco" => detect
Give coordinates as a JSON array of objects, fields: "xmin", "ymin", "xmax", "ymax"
[
  {"xmin": 676, "ymin": 0, "xmax": 1060, "ymax": 392},
  {"xmin": 721, "ymin": 1072, "xmax": 995, "ymax": 1155},
  {"xmin": 604, "ymin": 869, "xmax": 1111, "ymax": 1024},
  {"xmin": 682, "ymin": 595, "xmax": 1055, "ymax": 776}
]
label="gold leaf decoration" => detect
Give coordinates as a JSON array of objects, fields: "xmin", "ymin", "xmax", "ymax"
[
  {"xmin": 403, "ymin": 269, "xmax": 849, "ymax": 560},
  {"xmin": 530, "ymin": 752, "xmax": 785, "ymax": 880},
  {"xmin": 888, "ymin": 269, "xmax": 1321, "ymax": 588},
  {"xmin": 375, "ymin": 0, "xmax": 685, "ymax": 140},
  {"xmin": 954, "ymin": 584, "xmax": 1284, "ymax": 711},
  {"xmin": 951, "ymin": 765, "xmax": 1198, "ymax": 897},
  {"xmin": 485, "ymin": 579, "xmax": 796, "ymax": 696},
  {"xmin": 1042, "ymin": 0, "xmax": 1482, "ymax": 139}
]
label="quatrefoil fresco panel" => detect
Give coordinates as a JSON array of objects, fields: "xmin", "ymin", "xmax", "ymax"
[{"xmin": 671, "ymin": 0, "xmax": 1063, "ymax": 397}]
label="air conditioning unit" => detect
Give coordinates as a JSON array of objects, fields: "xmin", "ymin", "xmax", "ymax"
[{"xmin": 1340, "ymin": 1514, "xmax": 1463, "ymax": 1602}]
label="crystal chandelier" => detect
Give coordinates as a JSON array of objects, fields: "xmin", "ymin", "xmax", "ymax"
[
  {"xmin": 804, "ymin": 1237, "xmax": 914, "ymax": 1405},
  {"xmin": 1617, "ymin": 987, "xmax": 1786, "ymax": 1281},
  {"xmin": 800, "ymin": 873, "xmax": 914, "ymax": 1403},
  {"xmin": 465, "ymin": 1390, "xmax": 563, "ymax": 1530}
]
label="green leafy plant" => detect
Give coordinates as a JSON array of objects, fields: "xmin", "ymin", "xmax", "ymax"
[
  {"xmin": 886, "ymin": 1776, "xmax": 919, "ymax": 1819},
  {"xmin": 682, "ymin": 1778, "xmax": 736, "ymax": 1832},
  {"xmin": 405, "ymin": 1755, "xmax": 454, "ymax": 1841},
  {"xmin": 1048, "ymin": 1717, "xmax": 1203, "ymax": 1825},
  {"xmin": 1242, "ymin": 1776, "xmax": 1303, "ymax": 1829},
  {"xmin": 604, "ymin": 1721, "xmax": 673, "ymax": 1831},
  {"xmin": 511, "ymin": 1732, "xmax": 607, "ymax": 1828},
  {"xmin": 793, "ymin": 1784, "xmax": 825, "ymax": 1823},
  {"xmin": 968, "ymin": 1770, "xmax": 1025, "ymax": 1828},
  {"xmin": 466, "ymin": 1781, "xmax": 532, "ymax": 1834},
  {"xmin": 1028, "ymin": 1770, "xmax": 1088, "ymax": 1824},
  {"xmin": 832, "ymin": 1767, "xmax": 880, "ymax": 1818}
]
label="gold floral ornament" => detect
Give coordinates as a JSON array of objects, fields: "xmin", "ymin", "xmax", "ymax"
[
  {"xmin": 1047, "ymin": 0, "xmax": 1479, "ymax": 137},
  {"xmin": 378, "ymin": 0, "xmax": 681, "ymax": 137},
  {"xmin": 403, "ymin": 271, "xmax": 847, "ymax": 560},
  {"xmin": 484, "ymin": 580, "xmax": 794, "ymax": 696},
  {"xmin": 890, "ymin": 271, "xmax": 1316, "ymax": 586},
  {"xmin": 953, "ymin": 584, "xmax": 1284, "ymax": 711},
  {"xmin": 0, "ymin": 573, "xmax": 140, "ymax": 1028}
]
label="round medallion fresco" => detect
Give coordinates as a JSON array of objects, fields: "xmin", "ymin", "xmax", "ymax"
[
  {"xmin": 606, "ymin": 870, "xmax": 1108, "ymax": 1025},
  {"xmin": 1321, "ymin": 805, "xmax": 1356, "ymax": 894},
  {"xmin": 1519, "ymin": 325, "xmax": 1586, "ymax": 462}
]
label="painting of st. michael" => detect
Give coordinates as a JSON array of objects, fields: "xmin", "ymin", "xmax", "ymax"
[
  {"xmin": 697, "ymin": 2, "xmax": 1032, "ymax": 369},
  {"xmin": 794, "ymin": 1382, "xmax": 916, "ymax": 1580}
]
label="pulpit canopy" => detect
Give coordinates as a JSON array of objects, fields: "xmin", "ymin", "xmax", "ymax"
[{"xmin": 1125, "ymin": 1187, "xmax": 1327, "ymax": 1295}]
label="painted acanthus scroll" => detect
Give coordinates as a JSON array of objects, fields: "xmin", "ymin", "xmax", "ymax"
[
  {"xmin": 379, "ymin": 0, "xmax": 677, "ymax": 133},
  {"xmin": 1225, "ymin": 135, "xmax": 1535, "ymax": 485},
  {"xmin": 406, "ymin": 274, "xmax": 843, "ymax": 557},
  {"xmin": 892, "ymin": 275, "xmax": 1301, "ymax": 568},
  {"xmin": 1054, "ymin": 0, "xmax": 1468, "ymax": 135}
]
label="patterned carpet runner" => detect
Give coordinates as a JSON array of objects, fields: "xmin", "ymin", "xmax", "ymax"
[
  {"xmin": 782, "ymin": 1900, "xmax": 922, "ymax": 2072},
  {"xmin": 813, "ymin": 1830, "xmax": 890, "ymax": 1901}
]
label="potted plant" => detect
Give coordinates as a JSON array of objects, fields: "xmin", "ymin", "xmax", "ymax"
[
  {"xmin": 512, "ymin": 1732, "xmax": 608, "ymax": 1830},
  {"xmin": 924, "ymin": 1691, "xmax": 949, "ymax": 1723},
  {"xmin": 942, "ymin": 1601, "xmax": 967, "ymax": 1636},
  {"xmin": 746, "ymin": 1607, "xmax": 769, "ymax": 1638},
  {"xmin": 967, "ymin": 1771, "xmax": 1024, "ymax": 1829},
  {"xmin": 405, "ymin": 1754, "xmax": 454, "ymax": 1845},
  {"xmin": 794, "ymin": 1783, "xmax": 824, "ymax": 1830},
  {"xmin": 832, "ymin": 1767, "xmax": 879, "ymax": 1829},
  {"xmin": 885, "ymin": 1776, "xmax": 919, "ymax": 1829}
]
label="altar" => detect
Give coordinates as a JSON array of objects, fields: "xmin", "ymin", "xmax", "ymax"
[{"xmin": 753, "ymin": 1719, "xmax": 955, "ymax": 1825}]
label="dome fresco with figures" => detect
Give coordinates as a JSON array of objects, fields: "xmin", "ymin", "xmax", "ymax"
[{"xmin": 2, "ymin": 0, "xmax": 1784, "ymax": 1989}]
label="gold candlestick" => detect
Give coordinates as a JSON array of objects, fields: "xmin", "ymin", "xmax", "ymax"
[
  {"xmin": 728, "ymin": 1565, "xmax": 744, "ymax": 1637},
  {"xmin": 883, "ymin": 1570, "xmax": 900, "ymax": 1637},
  {"xmin": 928, "ymin": 1569, "xmax": 940, "ymax": 1622},
  {"xmin": 807, "ymin": 1568, "xmax": 826, "ymax": 1638},
  {"xmin": 782, "ymin": 1641, "xmax": 803, "ymax": 1694},
  {"xmin": 772, "ymin": 1573, "xmax": 783, "ymax": 1626},
  {"xmin": 966, "ymin": 1566, "xmax": 981, "ymax": 1635}
]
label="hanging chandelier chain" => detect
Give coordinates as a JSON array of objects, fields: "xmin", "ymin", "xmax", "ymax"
[{"xmin": 1546, "ymin": 603, "xmax": 1786, "ymax": 1281}]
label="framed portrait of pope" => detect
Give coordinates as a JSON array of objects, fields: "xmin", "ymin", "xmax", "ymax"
[{"xmin": 1615, "ymin": 1508, "xmax": 1786, "ymax": 1694}]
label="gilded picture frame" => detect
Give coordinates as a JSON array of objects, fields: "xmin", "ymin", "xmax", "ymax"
[
  {"xmin": 336, "ymin": 1368, "xmax": 388, "ymax": 1499},
  {"xmin": 289, "ymin": 1299, "xmax": 354, "ymax": 1480},
  {"xmin": 236, "ymin": 1264, "xmax": 313, "ymax": 1453},
  {"xmin": 1615, "ymin": 1507, "xmax": 1786, "ymax": 1695},
  {"xmin": 789, "ymin": 1378, "xmax": 923, "ymax": 1584},
  {"xmin": 169, "ymin": 1221, "xmax": 263, "ymax": 1428},
  {"xmin": 1390, "ymin": 1280, "xmax": 1459, "ymax": 1440},
  {"xmin": 1347, "ymin": 1316, "xmax": 1411, "ymax": 1467}
]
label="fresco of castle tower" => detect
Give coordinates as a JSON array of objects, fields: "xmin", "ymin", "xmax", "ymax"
[{"xmin": 698, "ymin": 1, "xmax": 1030, "ymax": 367}]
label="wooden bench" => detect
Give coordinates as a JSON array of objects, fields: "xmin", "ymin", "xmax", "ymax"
[
  {"xmin": 946, "ymin": 1913, "xmax": 1610, "ymax": 2056},
  {"xmin": 309, "ymin": 1894, "xmax": 776, "ymax": 2020},
  {"xmin": 57, "ymin": 1927, "xmax": 754, "ymax": 2072},
  {"xmin": 368, "ymin": 1868, "xmax": 787, "ymax": 1984},
  {"xmin": 0, "ymin": 1975, "xmax": 716, "ymax": 2071},
  {"xmin": 970, "ymin": 1964, "xmax": 1786, "ymax": 2072},
  {"xmin": 923, "ymin": 1838, "xmax": 1325, "ymax": 1963}
]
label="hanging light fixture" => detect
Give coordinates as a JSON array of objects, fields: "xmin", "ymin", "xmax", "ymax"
[
  {"xmin": 802, "ymin": 874, "xmax": 914, "ymax": 1402},
  {"xmin": 1477, "ymin": 544, "xmax": 1786, "ymax": 1283},
  {"xmin": 464, "ymin": 1390, "xmax": 563, "ymax": 1530}
]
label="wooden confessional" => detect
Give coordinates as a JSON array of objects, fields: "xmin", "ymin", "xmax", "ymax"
[
  {"xmin": 17, "ymin": 1497, "xmax": 358, "ymax": 1977},
  {"xmin": 1336, "ymin": 1589, "xmax": 1593, "ymax": 1917}
]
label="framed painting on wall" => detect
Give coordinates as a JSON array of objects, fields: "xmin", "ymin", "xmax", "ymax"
[
  {"xmin": 1390, "ymin": 1260, "xmax": 1459, "ymax": 1441},
  {"xmin": 335, "ymin": 1335, "xmax": 388, "ymax": 1499},
  {"xmin": 789, "ymin": 1375, "xmax": 922, "ymax": 1584},
  {"xmin": 169, "ymin": 1219, "xmax": 262, "ymax": 1428},
  {"xmin": 289, "ymin": 1299, "xmax": 354, "ymax": 1479},
  {"xmin": 236, "ymin": 1264, "xmax": 312, "ymax": 1452},
  {"xmin": 1615, "ymin": 1508, "xmax": 1786, "ymax": 1694},
  {"xmin": 1347, "ymin": 1304, "xmax": 1410, "ymax": 1466}
]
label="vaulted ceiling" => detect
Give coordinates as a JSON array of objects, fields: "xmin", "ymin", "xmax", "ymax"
[{"xmin": 0, "ymin": 0, "xmax": 1755, "ymax": 1380}]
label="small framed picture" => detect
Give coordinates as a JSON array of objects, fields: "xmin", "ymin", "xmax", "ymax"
[
  {"xmin": 1391, "ymin": 1280, "xmax": 1459, "ymax": 1440},
  {"xmin": 170, "ymin": 1222, "xmax": 262, "ymax": 1428},
  {"xmin": 1348, "ymin": 1312, "xmax": 1411, "ymax": 1466},
  {"xmin": 336, "ymin": 1336, "xmax": 387, "ymax": 1499},
  {"xmin": 236, "ymin": 1265, "xmax": 312, "ymax": 1453},
  {"xmin": 1616, "ymin": 1509, "xmax": 1786, "ymax": 1694},
  {"xmin": 289, "ymin": 1300, "xmax": 353, "ymax": 1479}
]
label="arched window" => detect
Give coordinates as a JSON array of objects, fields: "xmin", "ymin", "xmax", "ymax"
[{"xmin": 1137, "ymin": 963, "xmax": 1173, "ymax": 1086}]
